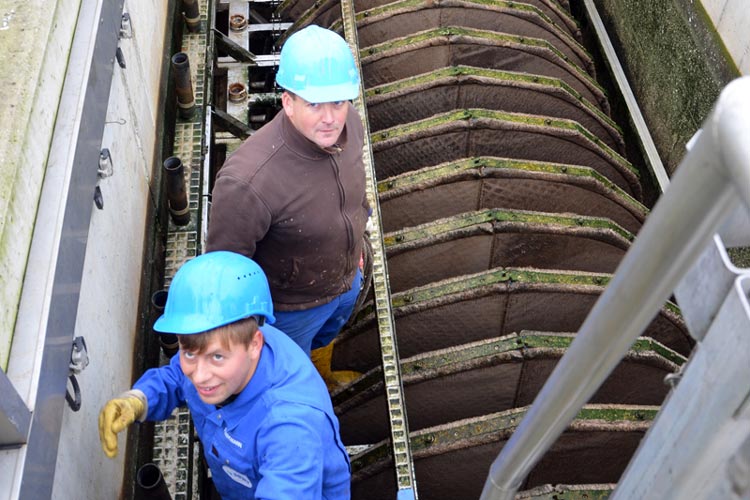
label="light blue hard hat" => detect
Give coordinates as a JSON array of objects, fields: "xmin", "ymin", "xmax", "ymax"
[
  {"xmin": 275, "ymin": 25, "xmax": 360, "ymax": 103},
  {"xmin": 153, "ymin": 251, "xmax": 275, "ymax": 335}
]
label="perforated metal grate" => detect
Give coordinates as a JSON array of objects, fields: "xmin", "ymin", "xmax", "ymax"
[{"xmin": 152, "ymin": 1, "xmax": 209, "ymax": 498}]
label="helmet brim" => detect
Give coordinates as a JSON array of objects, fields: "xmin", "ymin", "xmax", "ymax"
[
  {"xmin": 279, "ymin": 81, "xmax": 360, "ymax": 104},
  {"xmin": 154, "ymin": 310, "xmax": 275, "ymax": 335}
]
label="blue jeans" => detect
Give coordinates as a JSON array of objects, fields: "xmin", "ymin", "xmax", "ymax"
[{"xmin": 273, "ymin": 269, "xmax": 362, "ymax": 355}]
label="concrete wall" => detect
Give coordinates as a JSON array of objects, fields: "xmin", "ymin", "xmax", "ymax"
[
  {"xmin": 703, "ymin": 0, "xmax": 750, "ymax": 73},
  {"xmin": 592, "ymin": 0, "xmax": 745, "ymax": 175},
  {"xmin": 595, "ymin": 0, "xmax": 750, "ymax": 173},
  {"xmin": 590, "ymin": 0, "xmax": 749, "ymax": 269},
  {"xmin": 0, "ymin": 0, "xmax": 82, "ymax": 369}
]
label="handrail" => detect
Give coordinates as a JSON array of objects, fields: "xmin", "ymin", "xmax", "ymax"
[{"xmin": 479, "ymin": 75, "xmax": 750, "ymax": 500}]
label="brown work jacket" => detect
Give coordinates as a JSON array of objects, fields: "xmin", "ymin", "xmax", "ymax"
[{"xmin": 206, "ymin": 104, "xmax": 369, "ymax": 311}]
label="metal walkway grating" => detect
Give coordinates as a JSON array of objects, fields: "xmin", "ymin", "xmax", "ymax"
[{"xmin": 152, "ymin": 1, "xmax": 210, "ymax": 498}]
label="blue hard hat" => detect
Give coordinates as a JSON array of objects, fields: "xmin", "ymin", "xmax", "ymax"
[
  {"xmin": 275, "ymin": 25, "xmax": 360, "ymax": 103},
  {"xmin": 153, "ymin": 251, "xmax": 275, "ymax": 335}
]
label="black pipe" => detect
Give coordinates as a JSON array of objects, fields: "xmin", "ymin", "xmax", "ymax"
[
  {"xmin": 151, "ymin": 290, "xmax": 179, "ymax": 357},
  {"xmin": 171, "ymin": 52, "xmax": 195, "ymax": 119},
  {"xmin": 163, "ymin": 157, "xmax": 190, "ymax": 227},
  {"xmin": 135, "ymin": 463, "xmax": 173, "ymax": 500},
  {"xmin": 181, "ymin": 0, "xmax": 201, "ymax": 33},
  {"xmin": 151, "ymin": 289, "xmax": 168, "ymax": 310}
]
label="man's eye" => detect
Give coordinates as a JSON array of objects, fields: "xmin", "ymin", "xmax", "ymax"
[
  {"xmin": 183, "ymin": 351, "xmax": 195, "ymax": 360},
  {"xmin": 213, "ymin": 354, "xmax": 224, "ymax": 361}
]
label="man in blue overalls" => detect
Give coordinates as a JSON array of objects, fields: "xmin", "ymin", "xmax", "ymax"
[{"xmin": 98, "ymin": 251, "xmax": 351, "ymax": 499}]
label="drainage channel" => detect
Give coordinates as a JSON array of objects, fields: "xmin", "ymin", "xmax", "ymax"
[{"xmin": 151, "ymin": 0, "xmax": 691, "ymax": 498}]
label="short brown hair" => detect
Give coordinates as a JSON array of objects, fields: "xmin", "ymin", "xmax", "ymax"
[{"xmin": 178, "ymin": 316, "xmax": 259, "ymax": 353}]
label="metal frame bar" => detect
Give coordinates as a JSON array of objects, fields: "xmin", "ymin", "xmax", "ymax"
[
  {"xmin": 479, "ymin": 75, "xmax": 750, "ymax": 500},
  {"xmin": 612, "ymin": 272, "xmax": 750, "ymax": 499},
  {"xmin": 0, "ymin": 371, "xmax": 31, "ymax": 447},
  {"xmin": 213, "ymin": 28, "xmax": 257, "ymax": 63},
  {"xmin": 14, "ymin": 0, "xmax": 124, "ymax": 497},
  {"xmin": 339, "ymin": 2, "xmax": 418, "ymax": 498},
  {"xmin": 211, "ymin": 107, "xmax": 253, "ymax": 138},
  {"xmin": 673, "ymin": 233, "xmax": 744, "ymax": 341}
]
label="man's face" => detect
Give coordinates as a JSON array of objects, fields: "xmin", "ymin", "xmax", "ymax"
[
  {"xmin": 282, "ymin": 91, "xmax": 349, "ymax": 149},
  {"xmin": 180, "ymin": 332, "xmax": 263, "ymax": 405}
]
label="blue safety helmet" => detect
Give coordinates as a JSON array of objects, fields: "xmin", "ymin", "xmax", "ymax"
[
  {"xmin": 275, "ymin": 25, "xmax": 360, "ymax": 103},
  {"xmin": 153, "ymin": 251, "xmax": 275, "ymax": 334}
]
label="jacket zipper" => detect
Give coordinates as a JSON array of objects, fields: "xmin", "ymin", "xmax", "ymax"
[{"xmin": 332, "ymin": 154, "xmax": 354, "ymax": 285}]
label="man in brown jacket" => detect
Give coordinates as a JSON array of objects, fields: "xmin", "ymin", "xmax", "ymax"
[{"xmin": 206, "ymin": 25, "xmax": 368, "ymax": 390}]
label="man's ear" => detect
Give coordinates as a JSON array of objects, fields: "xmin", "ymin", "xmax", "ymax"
[
  {"xmin": 281, "ymin": 91, "xmax": 294, "ymax": 117},
  {"xmin": 251, "ymin": 329, "xmax": 264, "ymax": 357}
]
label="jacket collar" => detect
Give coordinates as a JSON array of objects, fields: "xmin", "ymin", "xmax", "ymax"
[
  {"xmin": 215, "ymin": 342, "xmax": 273, "ymax": 428},
  {"xmin": 279, "ymin": 108, "xmax": 349, "ymax": 159}
]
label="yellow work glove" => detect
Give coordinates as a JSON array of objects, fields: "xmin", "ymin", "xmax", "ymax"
[{"xmin": 98, "ymin": 390, "xmax": 146, "ymax": 458}]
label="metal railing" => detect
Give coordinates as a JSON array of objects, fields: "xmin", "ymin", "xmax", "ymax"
[
  {"xmin": 612, "ymin": 234, "xmax": 750, "ymax": 499},
  {"xmin": 479, "ymin": 75, "xmax": 750, "ymax": 500}
]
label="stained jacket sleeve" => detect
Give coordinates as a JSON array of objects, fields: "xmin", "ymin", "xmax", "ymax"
[
  {"xmin": 132, "ymin": 355, "xmax": 189, "ymax": 421},
  {"xmin": 206, "ymin": 172, "xmax": 273, "ymax": 258},
  {"xmin": 252, "ymin": 403, "xmax": 332, "ymax": 500}
]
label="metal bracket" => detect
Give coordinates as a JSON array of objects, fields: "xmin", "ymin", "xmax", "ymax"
[
  {"xmin": 69, "ymin": 336, "xmax": 89, "ymax": 374},
  {"xmin": 211, "ymin": 106, "xmax": 253, "ymax": 139},
  {"xmin": 66, "ymin": 336, "xmax": 89, "ymax": 412},
  {"xmin": 98, "ymin": 147, "xmax": 114, "ymax": 178},
  {"xmin": 213, "ymin": 28, "xmax": 258, "ymax": 64},
  {"xmin": 663, "ymin": 370, "xmax": 683, "ymax": 389},
  {"xmin": 120, "ymin": 12, "xmax": 133, "ymax": 39}
]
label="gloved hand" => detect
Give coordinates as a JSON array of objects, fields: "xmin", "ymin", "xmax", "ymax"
[{"xmin": 99, "ymin": 391, "xmax": 146, "ymax": 458}]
